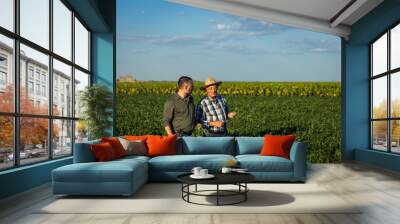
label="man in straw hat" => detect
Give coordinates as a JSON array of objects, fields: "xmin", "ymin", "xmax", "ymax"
[
  {"xmin": 163, "ymin": 76, "xmax": 196, "ymax": 136},
  {"xmin": 196, "ymin": 76, "xmax": 237, "ymax": 137}
]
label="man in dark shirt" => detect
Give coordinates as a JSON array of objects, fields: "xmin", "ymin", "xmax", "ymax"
[{"xmin": 163, "ymin": 76, "xmax": 196, "ymax": 136}]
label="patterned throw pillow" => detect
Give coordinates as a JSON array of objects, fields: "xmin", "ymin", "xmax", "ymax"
[{"xmin": 118, "ymin": 137, "xmax": 147, "ymax": 156}]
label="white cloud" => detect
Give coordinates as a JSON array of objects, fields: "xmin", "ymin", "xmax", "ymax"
[
  {"xmin": 310, "ymin": 48, "xmax": 328, "ymax": 52},
  {"xmin": 216, "ymin": 23, "xmax": 228, "ymax": 30}
]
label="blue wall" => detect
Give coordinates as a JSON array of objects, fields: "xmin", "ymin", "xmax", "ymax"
[
  {"xmin": 92, "ymin": 32, "xmax": 115, "ymax": 135},
  {"xmin": 0, "ymin": 0, "xmax": 115, "ymax": 200},
  {"xmin": 0, "ymin": 158, "xmax": 72, "ymax": 199},
  {"xmin": 344, "ymin": 0, "xmax": 400, "ymax": 171}
]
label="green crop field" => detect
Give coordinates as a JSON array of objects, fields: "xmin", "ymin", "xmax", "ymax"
[{"xmin": 116, "ymin": 82, "xmax": 341, "ymax": 163}]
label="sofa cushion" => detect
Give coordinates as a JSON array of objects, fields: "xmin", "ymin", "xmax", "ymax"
[
  {"xmin": 236, "ymin": 155, "xmax": 293, "ymax": 172},
  {"xmin": 260, "ymin": 135, "xmax": 296, "ymax": 159},
  {"xmin": 101, "ymin": 137, "xmax": 127, "ymax": 158},
  {"xmin": 114, "ymin": 155, "xmax": 150, "ymax": 164},
  {"xmin": 124, "ymin": 135, "xmax": 148, "ymax": 142},
  {"xmin": 53, "ymin": 159, "xmax": 147, "ymax": 183},
  {"xmin": 91, "ymin": 142, "xmax": 118, "ymax": 161},
  {"xmin": 178, "ymin": 137, "xmax": 235, "ymax": 155},
  {"xmin": 235, "ymin": 137, "xmax": 263, "ymax": 155},
  {"xmin": 147, "ymin": 135, "xmax": 177, "ymax": 157},
  {"xmin": 118, "ymin": 138, "xmax": 147, "ymax": 156},
  {"xmin": 73, "ymin": 140, "xmax": 100, "ymax": 163},
  {"xmin": 149, "ymin": 154, "xmax": 235, "ymax": 172}
]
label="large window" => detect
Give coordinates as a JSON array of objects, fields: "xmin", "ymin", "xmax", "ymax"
[
  {"xmin": 371, "ymin": 23, "xmax": 400, "ymax": 153},
  {"xmin": 0, "ymin": 0, "xmax": 91, "ymax": 170},
  {"xmin": 0, "ymin": 0, "xmax": 14, "ymax": 32}
]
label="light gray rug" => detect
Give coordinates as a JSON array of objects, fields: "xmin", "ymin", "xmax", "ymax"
[{"xmin": 38, "ymin": 183, "xmax": 362, "ymax": 214}]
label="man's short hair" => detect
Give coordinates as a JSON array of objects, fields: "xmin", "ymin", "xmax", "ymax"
[{"xmin": 178, "ymin": 76, "xmax": 193, "ymax": 89}]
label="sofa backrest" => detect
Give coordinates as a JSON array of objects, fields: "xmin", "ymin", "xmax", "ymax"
[
  {"xmin": 177, "ymin": 137, "xmax": 236, "ymax": 155},
  {"xmin": 73, "ymin": 136, "xmax": 299, "ymax": 160},
  {"xmin": 73, "ymin": 139, "xmax": 100, "ymax": 163},
  {"xmin": 235, "ymin": 137, "xmax": 263, "ymax": 155}
]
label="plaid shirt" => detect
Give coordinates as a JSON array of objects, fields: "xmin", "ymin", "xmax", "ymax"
[{"xmin": 196, "ymin": 95, "xmax": 228, "ymax": 133}]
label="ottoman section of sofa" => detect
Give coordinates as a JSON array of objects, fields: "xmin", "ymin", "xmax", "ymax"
[{"xmin": 52, "ymin": 158, "xmax": 148, "ymax": 196}]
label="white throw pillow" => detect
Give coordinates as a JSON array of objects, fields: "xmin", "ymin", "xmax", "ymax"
[{"xmin": 118, "ymin": 137, "xmax": 147, "ymax": 156}]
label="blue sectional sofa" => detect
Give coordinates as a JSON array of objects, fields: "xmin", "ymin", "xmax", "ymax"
[{"xmin": 52, "ymin": 137, "xmax": 307, "ymax": 196}]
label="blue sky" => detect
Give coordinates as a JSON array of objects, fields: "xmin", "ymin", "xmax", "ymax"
[{"xmin": 117, "ymin": 0, "xmax": 341, "ymax": 82}]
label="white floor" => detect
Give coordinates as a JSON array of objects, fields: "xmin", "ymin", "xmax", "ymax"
[{"xmin": 1, "ymin": 162, "xmax": 400, "ymax": 224}]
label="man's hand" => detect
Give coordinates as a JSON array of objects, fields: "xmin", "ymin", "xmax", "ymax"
[
  {"xmin": 210, "ymin": 121, "xmax": 225, "ymax": 127},
  {"xmin": 164, "ymin": 126, "xmax": 174, "ymax": 136},
  {"xmin": 228, "ymin": 111, "xmax": 237, "ymax": 119}
]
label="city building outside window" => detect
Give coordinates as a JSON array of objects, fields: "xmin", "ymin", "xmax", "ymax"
[
  {"xmin": 0, "ymin": 71, "xmax": 7, "ymax": 85},
  {"xmin": 28, "ymin": 81, "xmax": 34, "ymax": 94}
]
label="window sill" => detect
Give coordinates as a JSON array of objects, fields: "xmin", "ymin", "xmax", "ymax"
[{"xmin": 0, "ymin": 156, "xmax": 72, "ymax": 176}]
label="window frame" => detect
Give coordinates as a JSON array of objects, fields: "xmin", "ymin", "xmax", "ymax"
[
  {"xmin": 0, "ymin": 0, "xmax": 92, "ymax": 171},
  {"xmin": 0, "ymin": 53, "xmax": 8, "ymax": 88},
  {"xmin": 370, "ymin": 21, "xmax": 400, "ymax": 154}
]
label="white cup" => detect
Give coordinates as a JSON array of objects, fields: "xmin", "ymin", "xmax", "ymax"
[
  {"xmin": 191, "ymin": 167, "xmax": 202, "ymax": 176},
  {"xmin": 200, "ymin": 169, "xmax": 208, "ymax": 176},
  {"xmin": 221, "ymin": 167, "xmax": 232, "ymax": 174}
]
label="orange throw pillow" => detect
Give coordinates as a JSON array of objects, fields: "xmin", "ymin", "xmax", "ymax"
[
  {"xmin": 91, "ymin": 142, "xmax": 117, "ymax": 161},
  {"xmin": 101, "ymin": 137, "xmax": 127, "ymax": 158},
  {"xmin": 260, "ymin": 135, "xmax": 296, "ymax": 159},
  {"xmin": 146, "ymin": 135, "xmax": 177, "ymax": 157},
  {"xmin": 124, "ymin": 135, "xmax": 148, "ymax": 141}
]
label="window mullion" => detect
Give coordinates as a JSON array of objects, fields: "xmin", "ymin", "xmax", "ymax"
[
  {"xmin": 48, "ymin": 0, "xmax": 54, "ymax": 160},
  {"xmin": 13, "ymin": 0, "xmax": 20, "ymax": 167},
  {"xmin": 388, "ymin": 30, "xmax": 391, "ymax": 152},
  {"xmin": 71, "ymin": 10, "xmax": 76, "ymax": 155},
  {"xmin": 370, "ymin": 45, "xmax": 373, "ymax": 149}
]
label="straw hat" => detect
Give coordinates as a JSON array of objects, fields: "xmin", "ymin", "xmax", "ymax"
[{"xmin": 200, "ymin": 76, "xmax": 222, "ymax": 90}]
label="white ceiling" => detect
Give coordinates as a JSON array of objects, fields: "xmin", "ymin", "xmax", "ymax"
[
  {"xmin": 228, "ymin": 0, "xmax": 352, "ymax": 22},
  {"xmin": 168, "ymin": 0, "xmax": 384, "ymax": 38}
]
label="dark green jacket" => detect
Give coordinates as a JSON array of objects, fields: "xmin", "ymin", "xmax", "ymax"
[{"xmin": 163, "ymin": 93, "xmax": 195, "ymax": 134}]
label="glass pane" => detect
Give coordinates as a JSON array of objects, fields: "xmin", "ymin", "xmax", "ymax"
[
  {"xmin": 392, "ymin": 24, "xmax": 400, "ymax": 70},
  {"xmin": 20, "ymin": 0, "xmax": 49, "ymax": 49},
  {"xmin": 53, "ymin": 59, "xmax": 72, "ymax": 117},
  {"xmin": 391, "ymin": 120, "xmax": 400, "ymax": 153},
  {"xmin": 372, "ymin": 76, "xmax": 387, "ymax": 119},
  {"xmin": 53, "ymin": 0, "xmax": 72, "ymax": 60},
  {"xmin": 20, "ymin": 117, "xmax": 49, "ymax": 165},
  {"xmin": 392, "ymin": 72, "xmax": 400, "ymax": 118},
  {"xmin": 0, "ymin": 34, "xmax": 14, "ymax": 112},
  {"xmin": 75, "ymin": 120, "xmax": 88, "ymax": 143},
  {"xmin": 74, "ymin": 17, "xmax": 89, "ymax": 70},
  {"xmin": 372, "ymin": 33, "xmax": 387, "ymax": 76},
  {"xmin": 372, "ymin": 121, "xmax": 388, "ymax": 151},
  {"xmin": 20, "ymin": 44, "xmax": 49, "ymax": 115},
  {"xmin": 0, "ymin": 116, "xmax": 13, "ymax": 170},
  {"xmin": 74, "ymin": 69, "xmax": 89, "ymax": 118},
  {"xmin": 53, "ymin": 119, "xmax": 72, "ymax": 157},
  {"xmin": 0, "ymin": 0, "xmax": 14, "ymax": 31}
]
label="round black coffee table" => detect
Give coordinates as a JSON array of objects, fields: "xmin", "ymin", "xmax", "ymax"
[{"xmin": 177, "ymin": 173, "xmax": 255, "ymax": 206}]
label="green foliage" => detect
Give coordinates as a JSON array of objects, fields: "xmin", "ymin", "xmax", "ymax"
[
  {"xmin": 116, "ymin": 93, "xmax": 341, "ymax": 163},
  {"xmin": 80, "ymin": 84, "xmax": 113, "ymax": 140},
  {"xmin": 117, "ymin": 81, "xmax": 341, "ymax": 97}
]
